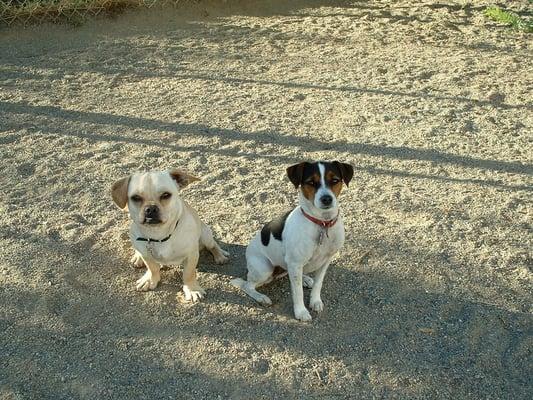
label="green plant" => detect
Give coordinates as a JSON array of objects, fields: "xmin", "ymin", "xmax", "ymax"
[{"xmin": 484, "ymin": 5, "xmax": 533, "ymax": 33}]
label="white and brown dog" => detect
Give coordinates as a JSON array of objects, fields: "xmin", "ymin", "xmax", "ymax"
[
  {"xmin": 232, "ymin": 161, "xmax": 353, "ymax": 321},
  {"xmin": 111, "ymin": 169, "xmax": 229, "ymax": 302}
]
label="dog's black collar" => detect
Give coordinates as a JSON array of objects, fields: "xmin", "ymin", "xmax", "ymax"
[{"xmin": 136, "ymin": 219, "xmax": 179, "ymax": 243}]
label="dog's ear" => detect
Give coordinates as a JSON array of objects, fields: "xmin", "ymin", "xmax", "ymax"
[
  {"xmin": 169, "ymin": 169, "xmax": 200, "ymax": 188},
  {"xmin": 111, "ymin": 176, "xmax": 130, "ymax": 209},
  {"xmin": 286, "ymin": 162, "xmax": 308, "ymax": 188},
  {"xmin": 333, "ymin": 161, "xmax": 354, "ymax": 186}
]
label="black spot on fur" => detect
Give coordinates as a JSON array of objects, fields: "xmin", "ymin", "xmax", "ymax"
[
  {"xmin": 286, "ymin": 162, "xmax": 320, "ymax": 188},
  {"xmin": 260, "ymin": 211, "xmax": 291, "ymax": 246},
  {"xmin": 330, "ymin": 161, "xmax": 354, "ymax": 186}
]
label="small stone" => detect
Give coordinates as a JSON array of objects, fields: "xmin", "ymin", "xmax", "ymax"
[
  {"xmin": 488, "ymin": 91, "xmax": 505, "ymax": 104},
  {"xmin": 63, "ymin": 222, "xmax": 78, "ymax": 230},
  {"xmin": 419, "ymin": 327, "xmax": 436, "ymax": 335},
  {"xmin": 253, "ymin": 359, "xmax": 270, "ymax": 374},
  {"xmin": 462, "ymin": 120, "xmax": 475, "ymax": 133}
]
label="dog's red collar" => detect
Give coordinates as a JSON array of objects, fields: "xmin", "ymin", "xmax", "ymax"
[{"xmin": 301, "ymin": 208, "xmax": 338, "ymax": 229}]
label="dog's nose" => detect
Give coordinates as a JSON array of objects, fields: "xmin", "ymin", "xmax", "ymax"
[
  {"xmin": 144, "ymin": 205, "xmax": 159, "ymax": 217},
  {"xmin": 320, "ymin": 195, "xmax": 333, "ymax": 207}
]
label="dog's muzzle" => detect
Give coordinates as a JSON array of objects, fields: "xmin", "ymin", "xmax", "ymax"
[
  {"xmin": 319, "ymin": 194, "xmax": 334, "ymax": 209},
  {"xmin": 143, "ymin": 205, "xmax": 162, "ymax": 224}
]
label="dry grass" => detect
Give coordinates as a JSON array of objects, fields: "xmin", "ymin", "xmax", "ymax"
[
  {"xmin": 0, "ymin": 0, "xmax": 167, "ymax": 25},
  {"xmin": 2, "ymin": 0, "xmax": 533, "ymax": 30}
]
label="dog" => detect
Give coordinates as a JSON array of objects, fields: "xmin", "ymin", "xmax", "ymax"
[
  {"xmin": 111, "ymin": 169, "xmax": 229, "ymax": 302},
  {"xmin": 231, "ymin": 161, "xmax": 353, "ymax": 321}
]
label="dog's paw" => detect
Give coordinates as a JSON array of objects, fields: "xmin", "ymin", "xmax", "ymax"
[
  {"xmin": 130, "ymin": 253, "xmax": 146, "ymax": 269},
  {"xmin": 214, "ymin": 251, "xmax": 229, "ymax": 265},
  {"xmin": 182, "ymin": 285, "xmax": 206, "ymax": 302},
  {"xmin": 136, "ymin": 272, "xmax": 159, "ymax": 291},
  {"xmin": 310, "ymin": 298, "xmax": 324, "ymax": 313},
  {"xmin": 302, "ymin": 275, "xmax": 314, "ymax": 289},
  {"xmin": 255, "ymin": 293, "xmax": 272, "ymax": 306},
  {"xmin": 212, "ymin": 247, "xmax": 230, "ymax": 264},
  {"xmin": 294, "ymin": 307, "xmax": 312, "ymax": 322},
  {"xmin": 221, "ymin": 249, "xmax": 230, "ymax": 257},
  {"xmin": 230, "ymin": 278, "xmax": 245, "ymax": 289}
]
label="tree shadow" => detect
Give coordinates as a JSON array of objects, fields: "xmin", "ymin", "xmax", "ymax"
[
  {"xmin": 172, "ymin": 71, "xmax": 531, "ymax": 111},
  {"xmin": 2, "ymin": 100, "xmax": 532, "ymax": 194}
]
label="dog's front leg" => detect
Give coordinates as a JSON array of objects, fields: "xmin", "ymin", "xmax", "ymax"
[
  {"xmin": 309, "ymin": 261, "xmax": 330, "ymax": 312},
  {"xmin": 130, "ymin": 250, "xmax": 146, "ymax": 269},
  {"xmin": 136, "ymin": 257, "xmax": 160, "ymax": 291},
  {"xmin": 182, "ymin": 249, "xmax": 205, "ymax": 302},
  {"xmin": 288, "ymin": 263, "xmax": 312, "ymax": 322}
]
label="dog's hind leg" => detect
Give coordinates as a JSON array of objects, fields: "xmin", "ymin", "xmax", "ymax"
[
  {"xmin": 200, "ymin": 222, "xmax": 229, "ymax": 264},
  {"xmin": 231, "ymin": 255, "xmax": 274, "ymax": 305}
]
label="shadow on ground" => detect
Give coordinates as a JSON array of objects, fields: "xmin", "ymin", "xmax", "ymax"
[
  {"xmin": 1, "ymin": 232, "xmax": 531, "ymax": 399},
  {"xmin": 2, "ymin": 100, "xmax": 532, "ymax": 192}
]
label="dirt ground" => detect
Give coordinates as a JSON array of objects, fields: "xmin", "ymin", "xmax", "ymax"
[{"xmin": 0, "ymin": 0, "xmax": 532, "ymax": 398}]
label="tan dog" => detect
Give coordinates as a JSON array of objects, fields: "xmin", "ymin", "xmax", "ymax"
[{"xmin": 111, "ymin": 169, "xmax": 229, "ymax": 301}]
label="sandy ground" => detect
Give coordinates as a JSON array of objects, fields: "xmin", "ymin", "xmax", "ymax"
[{"xmin": 1, "ymin": 0, "xmax": 532, "ymax": 398}]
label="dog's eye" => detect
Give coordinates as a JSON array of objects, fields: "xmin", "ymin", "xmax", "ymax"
[
  {"xmin": 160, "ymin": 192, "xmax": 172, "ymax": 200},
  {"xmin": 130, "ymin": 195, "xmax": 142, "ymax": 202},
  {"xmin": 305, "ymin": 180, "xmax": 317, "ymax": 187},
  {"xmin": 331, "ymin": 178, "xmax": 340, "ymax": 185}
]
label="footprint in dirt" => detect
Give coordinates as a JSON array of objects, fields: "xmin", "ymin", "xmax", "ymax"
[
  {"xmin": 16, "ymin": 162, "xmax": 35, "ymax": 177},
  {"xmin": 242, "ymin": 191, "xmax": 269, "ymax": 204}
]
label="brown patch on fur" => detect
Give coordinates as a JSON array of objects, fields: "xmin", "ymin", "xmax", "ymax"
[
  {"xmin": 325, "ymin": 170, "xmax": 343, "ymax": 197},
  {"xmin": 301, "ymin": 172, "xmax": 320, "ymax": 201},
  {"xmin": 169, "ymin": 169, "xmax": 200, "ymax": 188},
  {"xmin": 111, "ymin": 176, "xmax": 130, "ymax": 209}
]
